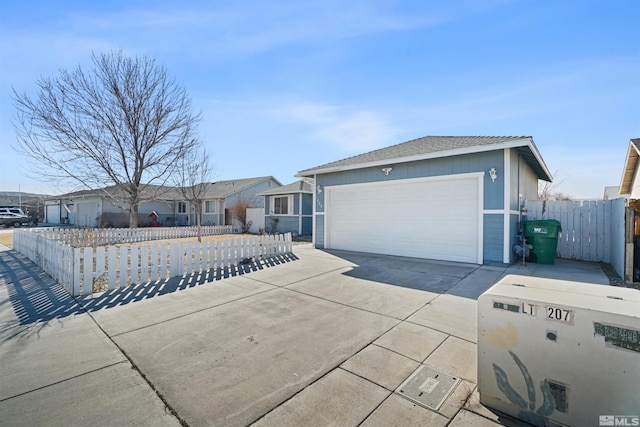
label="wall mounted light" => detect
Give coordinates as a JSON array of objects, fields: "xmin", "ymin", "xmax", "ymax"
[
  {"xmin": 489, "ymin": 167, "xmax": 498, "ymax": 182},
  {"xmin": 316, "ymin": 184, "xmax": 322, "ymax": 193},
  {"xmin": 382, "ymin": 167, "xmax": 393, "ymax": 176}
]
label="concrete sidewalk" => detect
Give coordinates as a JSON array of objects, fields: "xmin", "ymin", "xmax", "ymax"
[{"xmin": 0, "ymin": 243, "xmax": 610, "ymax": 426}]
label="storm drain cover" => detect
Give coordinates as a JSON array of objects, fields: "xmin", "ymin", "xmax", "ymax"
[{"xmin": 395, "ymin": 365, "xmax": 460, "ymax": 410}]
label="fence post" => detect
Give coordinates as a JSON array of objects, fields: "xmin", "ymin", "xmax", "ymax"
[
  {"xmin": 73, "ymin": 248, "xmax": 81, "ymax": 296},
  {"xmin": 83, "ymin": 247, "xmax": 93, "ymax": 296},
  {"xmin": 119, "ymin": 245, "xmax": 128, "ymax": 288},
  {"xmin": 130, "ymin": 245, "xmax": 139, "ymax": 285},
  {"xmin": 108, "ymin": 246, "xmax": 117, "ymax": 290},
  {"xmin": 140, "ymin": 244, "xmax": 149, "ymax": 284}
]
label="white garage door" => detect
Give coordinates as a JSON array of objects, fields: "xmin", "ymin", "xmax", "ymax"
[
  {"xmin": 325, "ymin": 175, "xmax": 482, "ymax": 263},
  {"xmin": 45, "ymin": 204, "xmax": 60, "ymax": 224},
  {"xmin": 76, "ymin": 202, "xmax": 100, "ymax": 227}
]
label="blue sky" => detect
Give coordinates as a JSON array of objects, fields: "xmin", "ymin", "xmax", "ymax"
[{"xmin": 1, "ymin": 0, "xmax": 638, "ymax": 198}]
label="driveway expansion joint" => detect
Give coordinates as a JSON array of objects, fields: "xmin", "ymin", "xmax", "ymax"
[
  {"xmin": 79, "ymin": 302, "xmax": 189, "ymax": 427},
  {"xmin": 0, "ymin": 360, "xmax": 128, "ymax": 403}
]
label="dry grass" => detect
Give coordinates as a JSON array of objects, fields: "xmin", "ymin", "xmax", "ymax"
[
  {"xmin": 93, "ymin": 233, "xmax": 258, "ymax": 293},
  {"xmin": 1, "ymin": 229, "xmax": 255, "ymax": 251},
  {"xmin": 0, "ymin": 231, "xmax": 13, "ymax": 248},
  {"xmin": 112, "ymin": 233, "xmax": 254, "ymax": 249}
]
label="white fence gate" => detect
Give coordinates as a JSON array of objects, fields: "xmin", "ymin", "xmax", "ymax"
[
  {"xmin": 526, "ymin": 199, "xmax": 625, "ymax": 278},
  {"xmin": 246, "ymin": 208, "xmax": 265, "ymax": 234}
]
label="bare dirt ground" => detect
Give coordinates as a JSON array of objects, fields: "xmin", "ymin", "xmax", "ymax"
[
  {"xmin": 0, "ymin": 230, "xmax": 13, "ymax": 248},
  {"xmin": 0, "ymin": 229, "xmax": 255, "ymax": 250}
]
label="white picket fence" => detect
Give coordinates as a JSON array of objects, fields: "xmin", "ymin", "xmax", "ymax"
[
  {"xmin": 28, "ymin": 225, "xmax": 232, "ymax": 247},
  {"xmin": 14, "ymin": 229, "xmax": 293, "ymax": 297},
  {"xmin": 526, "ymin": 198, "xmax": 625, "ymax": 278}
]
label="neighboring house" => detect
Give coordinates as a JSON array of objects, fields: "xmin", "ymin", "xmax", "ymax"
[
  {"xmin": 297, "ymin": 136, "xmax": 552, "ymax": 265},
  {"xmin": 258, "ymin": 179, "xmax": 313, "ymax": 236},
  {"xmin": 618, "ymin": 138, "xmax": 640, "ymax": 198},
  {"xmin": 603, "ymin": 186, "xmax": 625, "ymax": 200},
  {"xmin": 43, "ymin": 185, "xmax": 177, "ymax": 227},
  {"xmin": 43, "ymin": 176, "xmax": 282, "ymax": 228},
  {"xmin": 199, "ymin": 176, "xmax": 282, "ymax": 227}
]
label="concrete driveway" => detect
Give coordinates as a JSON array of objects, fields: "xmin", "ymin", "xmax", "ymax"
[{"xmin": 0, "ymin": 243, "xmax": 609, "ymax": 426}]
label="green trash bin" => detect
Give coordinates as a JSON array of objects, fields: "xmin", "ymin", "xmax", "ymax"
[{"xmin": 522, "ymin": 219, "xmax": 562, "ymax": 264}]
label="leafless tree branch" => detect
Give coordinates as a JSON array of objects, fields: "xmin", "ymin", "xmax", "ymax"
[{"xmin": 12, "ymin": 50, "xmax": 202, "ymax": 227}]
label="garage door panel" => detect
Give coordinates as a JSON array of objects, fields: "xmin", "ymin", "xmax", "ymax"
[{"xmin": 325, "ymin": 177, "xmax": 480, "ymax": 263}]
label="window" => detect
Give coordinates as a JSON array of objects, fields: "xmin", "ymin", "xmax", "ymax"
[
  {"xmin": 271, "ymin": 195, "xmax": 292, "ymax": 215},
  {"xmin": 204, "ymin": 200, "xmax": 216, "ymax": 214},
  {"xmin": 177, "ymin": 201, "xmax": 187, "ymax": 214}
]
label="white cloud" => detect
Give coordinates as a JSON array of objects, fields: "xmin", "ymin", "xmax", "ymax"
[
  {"xmin": 320, "ymin": 110, "xmax": 396, "ymax": 152},
  {"xmin": 23, "ymin": 1, "xmax": 491, "ymax": 58},
  {"xmin": 270, "ymin": 101, "xmax": 397, "ymax": 153}
]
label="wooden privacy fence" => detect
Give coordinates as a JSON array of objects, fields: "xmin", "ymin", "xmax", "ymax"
[
  {"xmin": 14, "ymin": 229, "xmax": 293, "ymax": 297},
  {"xmin": 28, "ymin": 225, "xmax": 232, "ymax": 247},
  {"xmin": 526, "ymin": 198, "xmax": 625, "ymax": 278}
]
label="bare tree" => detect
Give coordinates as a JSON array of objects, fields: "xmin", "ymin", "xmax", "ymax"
[
  {"xmin": 228, "ymin": 191, "xmax": 259, "ymax": 233},
  {"xmin": 12, "ymin": 50, "xmax": 201, "ymax": 227},
  {"xmin": 538, "ymin": 170, "xmax": 571, "ymax": 201},
  {"xmin": 174, "ymin": 149, "xmax": 212, "ymax": 242}
]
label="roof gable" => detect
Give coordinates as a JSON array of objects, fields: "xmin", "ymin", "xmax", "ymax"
[
  {"xmin": 619, "ymin": 138, "xmax": 640, "ymax": 195},
  {"xmin": 203, "ymin": 176, "xmax": 282, "ymax": 199},
  {"xmin": 258, "ymin": 179, "xmax": 313, "ymax": 196},
  {"xmin": 297, "ymin": 136, "xmax": 552, "ymax": 182}
]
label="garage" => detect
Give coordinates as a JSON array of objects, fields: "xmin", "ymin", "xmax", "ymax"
[
  {"xmin": 76, "ymin": 201, "xmax": 100, "ymax": 227},
  {"xmin": 325, "ymin": 174, "xmax": 482, "ymax": 263},
  {"xmin": 298, "ymin": 136, "xmax": 552, "ymax": 265},
  {"xmin": 45, "ymin": 204, "xmax": 60, "ymax": 224}
]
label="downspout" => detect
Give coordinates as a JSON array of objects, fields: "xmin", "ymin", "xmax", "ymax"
[{"xmin": 518, "ymin": 155, "xmax": 522, "ymax": 226}]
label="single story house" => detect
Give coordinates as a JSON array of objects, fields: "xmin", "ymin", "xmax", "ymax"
[
  {"xmin": 43, "ymin": 176, "xmax": 282, "ymax": 228},
  {"xmin": 258, "ymin": 179, "xmax": 313, "ymax": 236},
  {"xmin": 297, "ymin": 136, "xmax": 552, "ymax": 265},
  {"xmin": 603, "ymin": 186, "xmax": 624, "ymax": 200},
  {"xmin": 43, "ymin": 185, "xmax": 176, "ymax": 227},
  {"xmin": 199, "ymin": 176, "xmax": 282, "ymax": 228}
]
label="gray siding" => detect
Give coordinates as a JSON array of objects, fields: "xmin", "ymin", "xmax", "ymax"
[
  {"xmin": 264, "ymin": 192, "xmax": 313, "ymax": 236},
  {"xmin": 311, "ymin": 148, "xmax": 542, "ymax": 264},
  {"xmin": 269, "ymin": 215, "xmax": 299, "ymax": 234},
  {"xmin": 509, "ymin": 149, "xmax": 539, "ymax": 211},
  {"xmin": 302, "ymin": 217, "xmax": 312, "ymax": 235},
  {"xmin": 225, "ymin": 179, "xmax": 279, "ymax": 209},
  {"xmin": 293, "ymin": 194, "xmax": 300, "ymax": 215},
  {"xmin": 302, "ymin": 193, "xmax": 313, "ymax": 215},
  {"xmin": 314, "ymin": 150, "xmax": 507, "ymax": 262},
  {"xmin": 483, "ymin": 214, "xmax": 504, "ymax": 264},
  {"xmin": 315, "ymin": 150, "xmax": 505, "ymax": 212}
]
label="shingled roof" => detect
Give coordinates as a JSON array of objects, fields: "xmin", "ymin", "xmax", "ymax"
[
  {"xmin": 297, "ymin": 136, "xmax": 552, "ymax": 182},
  {"xmin": 258, "ymin": 178, "xmax": 313, "ymax": 196},
  {"xmin": 47, "ymin": 176, "xmax": 282, "ymax": 201},
  {"xmin": 202, "ymin": 176, "xmax": 281, "ymax": 198}
]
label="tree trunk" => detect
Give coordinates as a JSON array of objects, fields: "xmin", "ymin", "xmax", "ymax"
[
  {"xmin": 129, "ymin": 203, "xmax": 139, "ymax": 228},
  {"xmin": 196, "ymin": 203, "xmax": 202, "ymax": 242},
  {"xmin": 129, "ymin": 189, "xmax": 139, "ymax": 228}
]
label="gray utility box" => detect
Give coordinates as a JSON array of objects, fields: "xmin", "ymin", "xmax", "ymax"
[{"xmin": 478, "ymin": 275, "xmax": 640, "ymax": 427}]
